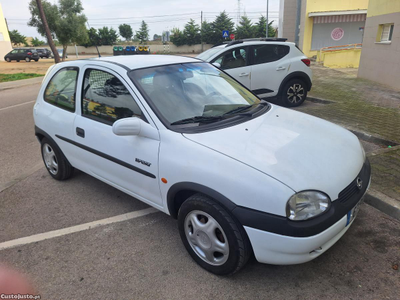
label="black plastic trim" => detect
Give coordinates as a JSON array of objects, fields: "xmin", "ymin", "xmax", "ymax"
[
  {"xmin": 232, "ymin": 159, "xmax": 371, "ymax": 237},
  {"xmin": 252, "ymin": 88, "xmax": 274, "ymax": 95},
  {"xmin": 167, "ymin": 182, "xmax": 237, "ymax": 219},
  {"xmin": 55, "ymin": 134, "xmax": 156, "ymax": 179}
]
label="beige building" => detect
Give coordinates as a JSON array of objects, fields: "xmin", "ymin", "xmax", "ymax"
[
  {"xmin": 358, "ymin": 0, "xmax": 400, "ymax": 90},
  {"xmin": 0, "ymin": 3, "xmax": 12, "ymax": 61}
]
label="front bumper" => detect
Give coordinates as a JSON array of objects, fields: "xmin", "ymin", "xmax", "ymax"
[
  {"xmin": 236, "ymin": 159, "xmax": 371, "ymax": 264},
  {"xmin": 245, "ymin": 213, "xmax": 353, "ymax": 265}
]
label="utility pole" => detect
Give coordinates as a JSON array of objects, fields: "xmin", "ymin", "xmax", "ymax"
[
  {"xmin": 36, "ymin": 0, "xmax": 60, "ymax": 63},
  {"xmin": 266, "ymin": 0, "xmax": 269, "ymax": 38},
  {"xmin": 201, "ymin": 11, "xmax": 203, "ymax": 52}
]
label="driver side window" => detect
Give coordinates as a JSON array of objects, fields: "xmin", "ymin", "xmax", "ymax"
[{"xmin": 213, "ymin": 47, "xmax": 248, "ymax": 70}]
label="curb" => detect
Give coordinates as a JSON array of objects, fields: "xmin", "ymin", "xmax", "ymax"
[
  {"xmin": 306, "ymin": 96, "xmax": 336, "ymax": 104},
  {"xmin": 364, "ymin": 190, "xmax": 400, "ymax": 221},
  {"xmin": 0, "ymin": 77, "xmax": 44, "ymax": 91}
]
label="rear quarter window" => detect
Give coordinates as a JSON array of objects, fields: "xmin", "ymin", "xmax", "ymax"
[
  {"xmin": 44, "ymin": 67, "xmax": 78, "ymax": 112},
  {"xmin": 253, "ymin": 45, "xmax": 290, "ymax": 64}
]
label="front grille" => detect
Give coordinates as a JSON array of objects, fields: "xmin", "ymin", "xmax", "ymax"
[{"xmin": 338, "ymin": 160, "xmax": 371, "ymax": 204}]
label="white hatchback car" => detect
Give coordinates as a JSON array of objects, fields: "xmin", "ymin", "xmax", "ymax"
[
  {"xmin": 197, "ymin": 39, "xmax": 312, "ymax": 107},
  {"xmin": 34, "ymin": 55, "xmax": 369, "ymax": 275}
]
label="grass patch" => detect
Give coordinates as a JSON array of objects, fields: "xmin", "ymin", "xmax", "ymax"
[{"xmin": 0, "ymin": 73, "xmax": 43, "ymax": 83}]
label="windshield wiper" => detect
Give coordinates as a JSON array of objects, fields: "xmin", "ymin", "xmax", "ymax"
[
  {"xmin": 222, "ymin": 104, "xmax": 254, "ymax": 116},
  {"xmin": 170, "ymin": 115, "xmax": 223, "ymax": 125}
]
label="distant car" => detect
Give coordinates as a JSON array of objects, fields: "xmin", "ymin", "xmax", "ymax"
[
  {"xmin": 4, "ymin": 48, "xmax": 40, "ymax": 62},
  {"xmin": 197, "ymin": 38, "xmax": 313, "ymax": 107},
  {"xmin": 57, "ymin": 49, "xmax": 68, "ymax": 59},
  {"xmin": 36, "ymin": 48, "xmax": 52, "ymax": 59}
]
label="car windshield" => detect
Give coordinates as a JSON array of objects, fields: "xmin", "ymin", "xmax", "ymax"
[
  {"xmin": 196, "ymin": 47, "xmax": 224, "ymax": 61},
  {"xmin": 129, "ymin": 62, "xmax": 261, "ymax": 125}
]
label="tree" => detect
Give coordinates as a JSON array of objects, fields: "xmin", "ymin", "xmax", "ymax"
[
  {"xmin": 83, "ymin": 27, "xmax": 101, "ymax": 47},
  {"xmin": 98, "ymin": 27, "xmax": 118, "ymax": 45},
  {"xmin": 209, "ymin": 11, "xmax": 235, "ymax": 44},
  {"xmin": 183, "ymin": 19, "xmax": 201, "ymax": 45},
  {"xmin": 153, "ymin": 34, "xmax": 161, "ymax": 41},
  {"xmin": 235, "ymin": 16, "xmax": 254, "ymax": 40},
  {"xmin": 201, "ymin": 21, "xmax": 213, "ymax": 44},
  {"xmin": 118, "ymin": 24, "xmax": 133, "ymax": 41},
  {"xmin": 31, "ymin": 37, "xmax": 45, "ymax": 46},
  {"xmin": 9, "ymin": 30, "xmax": 27, "ymax": 46},
  {"xmin": 136, "ymin": 20, "xmax": 149, "ymax": 44},
  {"xmin": 254, "ymin": 16, "xmax": 275, "ymax": 38},
  {"xmin": 28, "ymin": 0, "xmax": 88, "ymax": 61},
  {"xmin": 170, "ymin": 28, "xmax": 185, "ymax": 46}
]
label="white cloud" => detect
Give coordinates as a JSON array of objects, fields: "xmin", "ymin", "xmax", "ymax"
[{"xmin": 2, "ymin": 0, "xmax": 280, "ymax": 40}]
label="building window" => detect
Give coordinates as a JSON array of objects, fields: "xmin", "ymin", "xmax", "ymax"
[{"xmin": 379, "ymin": 24, "xmax": 394, "ymax": 42}]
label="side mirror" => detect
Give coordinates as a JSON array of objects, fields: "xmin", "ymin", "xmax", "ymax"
[
  {"xmin": 112, "ymin": 117, "xmax": 159, "ymax": 141},
  {"xmin": 212, "ymin": 62, "xmax": 221, "ymax": 68}
]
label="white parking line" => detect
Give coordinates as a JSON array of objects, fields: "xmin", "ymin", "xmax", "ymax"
[
  {"xmin": 0, "ymin": 207, "xmax": 159, "ymax": 251},
  {"xmin": 0, "ymin": 100, "xmax": 35, "ymax": 112}
]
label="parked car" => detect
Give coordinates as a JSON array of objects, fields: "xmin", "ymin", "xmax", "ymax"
[
  {"xmin": 36, "ymin": 48, "xmax": 52, "ymax": 58},
  {"xmin": 57, "ymin": 48, "xmax": 68, "ymax": 59},
  {"xmin": 34, "ymin": 56, "xmax": 369, "ymax": 275},
  {"xmin": 197, "ymin": 38, "xmax": 312, "ymax": 107},
  {"xmin": 4, "ymin": 48, "xmax": 40, "ymax": 62}
]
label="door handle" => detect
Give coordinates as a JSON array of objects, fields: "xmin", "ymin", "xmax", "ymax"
[
  {"xmin": 239, "ymin": 72, "xmax": 250, "ymax": 77},
  {"xmin": 76, "ymin": 127, "xmax": 85, "ymax": 138},
  {"xmin": 276, "ymin": 66, "xmax": 286, "ymax": 71}
]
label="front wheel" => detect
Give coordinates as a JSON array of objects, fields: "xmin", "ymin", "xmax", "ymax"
[
  {"xmin": 281, "ymin": 79, "xmax": 308, "ymax": 107},
  {"xmin": 178, "ymin": 194, "xmax": 252, "ymax": 275},
  {"xmin": 5, "ymin": 57, "xmax": 11, "ymax": 62},
  {"xmin": 41, "ymin": 138, "xmax": 74, "ymax": 180},
  {"xmin": 25, "ymin": 57, "xmax": 31, "ymax": 62}
]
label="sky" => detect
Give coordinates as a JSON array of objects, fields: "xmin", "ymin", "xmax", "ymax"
[{"xmin": 2, "ymin": 0, "xmax": 280, "ymax": 40}]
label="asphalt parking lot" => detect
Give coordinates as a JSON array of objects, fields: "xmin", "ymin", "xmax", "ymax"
[{"xmin": 0, "ymin": 82, "xmax": 399, "ymax": 299}]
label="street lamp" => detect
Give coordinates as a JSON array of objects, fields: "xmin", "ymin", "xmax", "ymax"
[{"xmin": 266, "ymin": 0, "xmax": 269, "ymax": 38}]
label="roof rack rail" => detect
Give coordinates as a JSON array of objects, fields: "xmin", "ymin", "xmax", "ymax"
[{"xmin": 224, "ymin": 37, "xmax": 288, "ymax": 47}]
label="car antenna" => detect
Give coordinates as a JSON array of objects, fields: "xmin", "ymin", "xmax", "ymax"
[{"xmin": 87, "ymin": 21, "xmax": 101, "ymax": 58}]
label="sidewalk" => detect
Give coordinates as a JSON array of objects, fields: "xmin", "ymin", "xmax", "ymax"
[{"xmin": 298, "ymin": 63, "xmax": 400, "ymax": 219}]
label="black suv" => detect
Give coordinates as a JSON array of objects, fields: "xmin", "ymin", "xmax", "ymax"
[
  {"xmin": 36, "ymin": 48, "xmax": 52, "ymax": 58},
  {"xmin": 4, "ymin": 48, "xmax": 40, "ymax": 62}
]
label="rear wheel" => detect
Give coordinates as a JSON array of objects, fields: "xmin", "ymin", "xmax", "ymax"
[
  {"xmin": 34, "ymin": 59, "xmax": 39, "ymax": 62},
  {"xmin": 281, "ymin": 79, "xmax": 308, "ymax": 107},
  {"xmin": 41, "ymin": 138, "xmax": 74, "ymax": 180},
  {"xmin": 16, "ymin": 60, "xmax": 20, "ymax": 62},
  {"xmin": 178, "ymin": 194, "xmax": 251, "ymax": 275},
  {"xmin": 25, "ymin": 57, "xmax": 31, "ymax": 62}
]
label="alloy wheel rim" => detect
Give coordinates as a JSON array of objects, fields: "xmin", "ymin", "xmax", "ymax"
[
  {"xmin": 184, "ymin": 210, "xmax": 229, "ymax": 266},
  {"xmin": 287, "ymin": 83, "xmax": 305, "ymax": 103},
  {"xmin": 42, "ymin": 143, "xmax": 58, "ymax": 175}
]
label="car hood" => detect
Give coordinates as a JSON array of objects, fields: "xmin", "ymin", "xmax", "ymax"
[{"xmin": 183, "ymin": 105, "xmax": 364, "ymax": 201}]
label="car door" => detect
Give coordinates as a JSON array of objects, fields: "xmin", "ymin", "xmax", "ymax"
[
  {"xmin": 18, "ymin": 49, "xmax": 26, "ymax": 60},
  {"xmin": 8, "ymin": 49, "xmax": 18, "ymax": 60},
  {"xmin": 211, "ymin": 46, "xmax": 251, "ymax": 88},
  {"xmin": 250, "ymin": 44, "xmax": 291, "ymax": 98},
  {"xmin": 72, "ymin": 65, "xmax": 162, "ymax": 207}
]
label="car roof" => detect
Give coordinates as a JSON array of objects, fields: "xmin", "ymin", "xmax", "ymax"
[{"xmin": 86, "ymin": 55, "xmax": 200, "ymax": 70}]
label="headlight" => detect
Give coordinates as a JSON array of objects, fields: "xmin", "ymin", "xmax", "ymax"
[{"xmin": 286, "ymin": 191, "xmax": 331, "ymax": 221}]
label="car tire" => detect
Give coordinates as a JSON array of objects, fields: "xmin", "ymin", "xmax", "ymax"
[
  {"xmin": 25, "ymin": 57, "xmax": 31, "ymax": 62},
  {"xmin": 5, "ymin": 57, "xmax": 11, "ymax": 62},
  {"xmin": 281, "ymin": 78, "xmax": 308, "ymax": 107},
  {"xmin": 41, "ymin": 138, "xmax": 74, "ymax": 180},
  {"xmin": 35, "ymin": 59, "xmax": 39, "ymax": 62},
  {"xmin": 178, "ymin": 193, "xmax": 252, "ymax": 275},
  {"xmin": 16, "ymin": 60, "xmax": 20, "ymax": 62}
]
